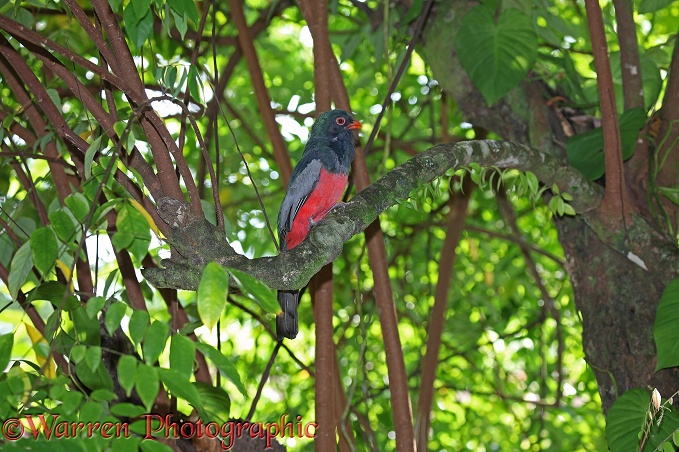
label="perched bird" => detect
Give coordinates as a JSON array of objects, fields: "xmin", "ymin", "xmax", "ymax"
[{"xmin": 277, "ymin": 109, "xmax": 361, "ymax": 340}]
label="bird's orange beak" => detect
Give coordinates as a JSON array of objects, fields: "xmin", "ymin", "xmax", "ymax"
[{"xmin": 348, "ymin": 119, "xmax": 362, "ymax": 130}]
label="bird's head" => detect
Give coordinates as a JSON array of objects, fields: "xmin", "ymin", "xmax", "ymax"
[{"xmin": 310, "ymin": 109, "xmax": 362, "ymax": 141}]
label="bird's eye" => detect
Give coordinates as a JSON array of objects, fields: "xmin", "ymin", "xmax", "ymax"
[{"xmin": 336, "ymin": 117, "xmax": 346, "ymax": 126}]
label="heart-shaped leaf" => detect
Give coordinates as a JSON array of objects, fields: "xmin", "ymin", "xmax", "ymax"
[{"xmin": 457, "ymin": 6, "xmax": 537, "ymax": 106}]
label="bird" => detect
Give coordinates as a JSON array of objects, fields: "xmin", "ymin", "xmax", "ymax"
[{"xmin": 276, "ymin": 109, "xmax": 361, "ymax": 340}]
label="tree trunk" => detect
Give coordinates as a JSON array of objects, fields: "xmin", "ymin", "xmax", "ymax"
[{"xmin": 419, "ymin": 0, "xmax": 679, "ymax": 413}]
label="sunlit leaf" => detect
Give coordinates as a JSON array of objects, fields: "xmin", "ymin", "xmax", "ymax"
[
  {"xmin": 195, "ymin": 342, "xmax": 246, "ymax": 396},
  {"xmin": 197, "ymin": 262, "xmax": 229, "ymax": 331}
]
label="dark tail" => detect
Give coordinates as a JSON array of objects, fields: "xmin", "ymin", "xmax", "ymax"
[{"xmin": 276, "ymin": 290, "xmax": 299, "ymax": 340}]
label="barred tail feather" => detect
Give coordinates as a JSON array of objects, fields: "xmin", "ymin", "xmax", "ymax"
[{"xmin": 276, "ymin": 290, "xmax": 299, "ymax": 340}]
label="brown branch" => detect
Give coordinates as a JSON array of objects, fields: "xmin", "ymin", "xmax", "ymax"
[
  {"xmin": 62, "ymin": 0, "xmax": 118, "ymax": 72},
  {"xmin": 18, "ymin": 38, "xmax": 164, "ymax": 204},
  {"xmin": 612, "ymin": 0, "xmax": 644, "ymax": 110},
  {"xmin": 310, "ymin": 268, "xmax": 338, "ymax": 451},
  {"xmin": 327, "ymin": 20, "xmax": 419, "ymax": 452},
  {"xmin": 0, "ymin": 15, "xmax": 128, "ymax": 91},
  {"xmin": 584, "ymin": 0, "xmax": 632, "ymax": 224},
  {"xmin": 0, "ymin": 41, "xmax": 80, "ymax": 202},
  {"xmin": 90, "ymin": 0, "xmax": 203, "ymax": 217},
  {"xmin": 298, "ymin": 1, "xmax": 353, "ymax": 450},
  {"xmin": 226, "ymin": 0, "xmax": 293, "ymax": 184},
  {"xmin": 414, "ymin": 179, "xmax": 472, "ymax": 450}
]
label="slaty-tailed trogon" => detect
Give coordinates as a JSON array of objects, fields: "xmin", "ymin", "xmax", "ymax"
[{"xmin": 276, "ymin": 109, "xmax": 361, "ymax": 340}]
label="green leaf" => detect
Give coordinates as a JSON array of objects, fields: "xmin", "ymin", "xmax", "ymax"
[
  {"xmin": 140, "ymin": 439, "xmax": 174, "ymax": 452},
  {"xmin": 76, "ymin": 357, "xmax": 114, "ymax": 391},
  {"xmin": 49, "ymin": 208, "xmax": 79, "ymax": 243},
  {"xmin": 86, "ymin": 296, "xmax": 106, "ymax": 319},
  {"xmin": 123, "ymin": 4, "xmax": 153, "ymax": 50},
  {"xmin": 566, "ymin": 107, "xmax": 647, "ymax": 180},
  {"xmin": 227, "ymin": 267, "xmax": 280, "ymax": 314},
  {"xmin": 90, "ymin": 388, "xmax": 117, "ymax": 402},
  {"xmin": 637, "ymin": 0, "xmax": 676, "ymax": 14},
  {"xmin": 158, "ymin": 368, "xmax": 202, "ymax": 411},
  {"xmin": 187, "ymin": 65, "xmax": 201, "ymax": 102},
  {"xmin": 65, "ymin": 192, "xmax": 91, "ymax": 223},
  {"xmin": 84, "ymin": 136, "xmax": 102, "ymax": 180},
  {"xmin": 111, "ymin": 402, "xmax": 146, "ymax": 418},
  {"xmin": 171, "ymin": 10, "xmax": 188, "ymax": 40},
  {"xmin": 135, "ymin": 364, "xmax": 159, "ymax": 412},
  {"xmin": 105, "ymin": 302, "xmax": 129, "ymax": 336},
  {"xmin": 456, "ymin": 5, "xmax": 537, "ymax": 105},
  {"xmin": 8, "ymin": 242, "xmax": 33, "ymax": 299},
  {"xmin": 654, "ymin": 277, "xmax": 679, "ymax": 371},
  {"xmin": 197, "ymin": 262, "xmax": 229, "ymax": 331},
  {"xmin": 195, "ymin": 342, "xmax": 246, "ymax": 396},
  {"xmin": 170, "ymin": 335, "xmax": 196, "ymax": 380},
  {"xmin": 30, "ymin": 227, "xmax": 57, "ymax": 276},
  {"xmin": 27, "ymin": 281, "xmax": 79, "ymax": 311},
  {"xmin": 84, "ymin": 345, "xmax": 102, "ymax": 372},
  {"xmin": 168, "ymin": 0, "xmax": 198, "ymax": 24},
  {"xmin": 193, "ymin": 382, "xmax": 230, "ymax": 424},
  {"xmin": 70, "ymin": 344, "xmax": 86, "ymax": 364},
  {"xmin": 142, "ymin": 321, "xmax": 169, "ymax": 365},
  {"xmin": 115, "ymin": 202, "xmax": 151, "ymax": 262},
  {"xmin": 72, "ymin": 306, "xmax": 101, "ymax": 345},
  {"xmin": 606, "ymin": 388, "xmax": 679, "ymax": 452},
  {"xmin": 0, "ymin": 334, "xmax": 13, "ymax": 371},
  {"xmin": 128, "ymin": 309, "xmax": 150, "ymax": 346},
  {"xmin": 132, "ymin": 0, "xmax": 152, "ymax": 18},
  {"xmin": 117, "ymin": 355, "xmax": 138, "ymax": 397},
  {"xmin": 657, "ymin": 187, "xmax": 679, "ymax": 206}
]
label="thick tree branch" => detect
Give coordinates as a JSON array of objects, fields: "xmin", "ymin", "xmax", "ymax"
[{"xmin": 143, "ymin": 140, "xmax": 614, "ymax": 290}]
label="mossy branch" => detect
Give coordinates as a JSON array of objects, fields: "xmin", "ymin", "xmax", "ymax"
[{"xmin": 143, "ymin": 139, "xmax": 608, "ymax": 291}]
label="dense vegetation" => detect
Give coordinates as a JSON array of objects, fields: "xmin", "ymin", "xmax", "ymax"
[{"xmin": 1, "ymin": 0, "xmax": 678, "ymax": 450}]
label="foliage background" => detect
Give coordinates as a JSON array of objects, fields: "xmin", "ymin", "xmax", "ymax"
[{"xmin": 1, "ymin": 0, "xmax": 678, "ymax": 451}]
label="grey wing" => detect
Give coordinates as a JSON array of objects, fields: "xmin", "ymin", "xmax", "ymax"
[{"xmin": 278, "ymin": 159, "xmax": 322, "ymax": 247}]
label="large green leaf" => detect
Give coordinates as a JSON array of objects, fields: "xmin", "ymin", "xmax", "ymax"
[
  {"xmin": 456, "ymin": 5, "xmax": 537, "ymax": 105},
  {"xmin": 117, "ymin": 355, "xmax": 138, "ymax": 397},
  {"xmin": 227, "ymin": 267, "xmax": 281, "ymax": 314},
  {"xmin": 128, "ymin": 309, "xmax": 150, "ymax": 346},
  {"xmin": 143, "ymin": 321, "xmax": 169, "ymax": 365},
  {"xmin": 135, "ymin": 364, "xmax": 159, "ymax": 412},
  {"xmin": 195, "ymin": 342, "xmax": 246, "ymax": 396},
  {"xmin": 197, "ymin": 262, "xmax": 229, "ymax": 331},
  {"xmin": 193, "ymin": 382, "xmax": 230, "ymax": 424},
  {"xmin": 606, "ymin": 388, "xmax": 679, "ymax": 451},
  {"xmin": 27, "ymin": 281, "xmax": 79, "ymax": 311},
  {"xmin": 566, "ymin": 107, "xmax": 647, "ymax": 180},
  {"xmin": 48, "ymin": 208, "xmax": 79, "ymax": 243},
  {"xmin": 30, "ymin": 227, "xmax": 57, "ymax": 276},
  {"xmin": 169, "ymin": 335, "xmax": 196, "ymax": 380},
  {"xmin": 8, "ymin": 242, "xmax": 33, "ymax": 299},
  {"xmin": 654, "ymin": 277, "xmax": 679, "ymax": 371},
  {"xmin": 105, "ymin": 302, "xmax": 129, "ymax": 336},
  {"xmin": 157, "ymin": 368, "xmax": 202, "ymax": 413}
]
